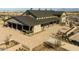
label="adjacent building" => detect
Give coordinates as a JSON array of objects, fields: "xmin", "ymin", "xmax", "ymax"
[{"xmin": 61, "ymin": 12, "xmax": 79, "ymax": 27}]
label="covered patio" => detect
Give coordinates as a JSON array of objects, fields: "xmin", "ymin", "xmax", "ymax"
[{"xmin": 7, "ymin": 18, "xmax": 33, "ymax": 34}]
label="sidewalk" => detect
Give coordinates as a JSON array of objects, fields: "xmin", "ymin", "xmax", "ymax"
[{"xmin": 61, "ymin": 41, "xmax": 79, "ymax": 51}]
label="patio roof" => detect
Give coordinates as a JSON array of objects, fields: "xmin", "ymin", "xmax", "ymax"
[
  {"xmin": 7, "ymin": 15, "xmax": 60, "ymax": 26},
  {"xmin": 7, "ymin": 18, "xmax": 23, "ymax": 25}
]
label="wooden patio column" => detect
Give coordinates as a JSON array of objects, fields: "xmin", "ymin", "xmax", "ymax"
[
  {"xmin": 29, "ymin": 26, "xmax": 31, "ymax": 32},
  {"xmin": 6, "ymin": 22, "xmax": 9, "ymax": 27},
  {"xmin": 11, "ymin": 23, "xmax": 13, "ymax": 28},
  {"xmin": 15, "ymin": 24, "xmax": 17, "ymax": 30},
  {"xmin": 22, "ymin": 25, "xmax": 24, "ymax": 31}
]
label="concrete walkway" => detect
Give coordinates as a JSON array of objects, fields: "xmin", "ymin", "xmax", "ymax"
[{"xmin": 61, "ymin": 41, "xmax": 79, "ymax": 51}]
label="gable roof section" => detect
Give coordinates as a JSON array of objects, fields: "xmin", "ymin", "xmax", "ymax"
[
  {"xmin": 7, "ymin": 18, "xmax": 23, "ymax": 25},
  {"xmin": 7, "ymin": 15, "xmax": 60, "ymax": 26},
  {"xmin": 22, "ymin": 10, "xmax": 53, "ymax": 18},
  {"xmin": 12, "ymin": 16, "xmax": 36, "ymax": 26},
  {"xmin": 52, "ymin": 11, "xmax": 64, "ymax": 17}
]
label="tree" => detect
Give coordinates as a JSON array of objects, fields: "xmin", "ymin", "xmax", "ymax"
[
  {"xmin": 4, "ymin": 37, "xmax": 10, "ymax": 48},
  {"xmin": 4, "ymin": 34, "xmax": 12, "ymax": 47}
]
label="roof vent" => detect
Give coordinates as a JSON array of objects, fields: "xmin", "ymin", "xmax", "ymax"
[
  {"xmin": 50, "ymin": 8, "xmax": 52, "ymax": 11},
  {"xmin": 30, "ymin": 8, "xmax": 33, "ymax": 10},
  {"xmin": 38, "ymin": 8, "xmax": 41, "ymax": 11},
  {"xmin": 45, "ymin": 9, "xmax": 47, "ymax": 11}
]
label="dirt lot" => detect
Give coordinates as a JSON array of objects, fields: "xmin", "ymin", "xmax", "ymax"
[
  {"xmin": 0, "ymin": 24, "xmax": 69, "ymax": 51},
  {"xmin": 32, "ymin": 43, "xmax": 67, "ymax": 51}
]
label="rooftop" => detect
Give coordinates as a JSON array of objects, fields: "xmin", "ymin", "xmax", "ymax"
[
  {"xmin": 22, "ymin": 10, "xmax": 63, "ymax": 18},
  {"xmin": 7, "ymin": 15, "xmax": 60, "ymax": 26},
  {"xmin": 23, "ymin": 10, "xmax": 53, "ymax": 18}
]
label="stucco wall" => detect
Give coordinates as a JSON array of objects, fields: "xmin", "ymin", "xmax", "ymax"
[
  {"xmin": 33, "ymin": 25, "xmax": 42, "ymax": 33},
  {"xmin": 61, "ymin": 17, "xmax": 66, "ymax": 23},
  {"xmin": 61, "ymin": 13, "xmax": 67, "ymax": 23}
]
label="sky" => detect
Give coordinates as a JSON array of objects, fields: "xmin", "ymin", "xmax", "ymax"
[{"xmin": 0, "ymin": 8, "xmax": 79, "ymax": 12}]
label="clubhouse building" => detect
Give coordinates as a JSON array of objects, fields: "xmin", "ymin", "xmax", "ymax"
[{"xmin": 6, "ymin": 10, "xmax": 60, "ymax": 34}]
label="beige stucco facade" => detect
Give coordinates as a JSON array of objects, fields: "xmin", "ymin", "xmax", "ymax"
[
  {"xmin": 0, "ymin": 20, "xmax": 4, "ymax": 25},
  {"xmin": 33, "ymin": 25, "xmax": 42, "ymax": 33},
  {"xmin": 61, "ymin": 12, "xmax": 67, "ymax": 23},
  {"xmin": 61, "ymin": 12, "xmax": 71, "ymax": 26}
]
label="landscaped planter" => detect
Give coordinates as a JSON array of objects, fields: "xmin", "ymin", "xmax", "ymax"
[
  {"xmin": 16, "ymin": 45, "xmax": 30, "ymax": 51},
  {"xmin": 0, "ymin": 40, "xmax": 19, "ymax": 50}
]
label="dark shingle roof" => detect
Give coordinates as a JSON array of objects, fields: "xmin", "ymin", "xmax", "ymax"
[
  {"xmin": 12, "ymin": 16, "xmax": 36, "ymax": 26},
  {"xmin": 23, "ymin": 10, "xmax": 53, "ymax": 18},
  {"xmin": 8, "ymin": 16, "xmax": 60, "ymax": 26},
  {"xmin": 52, "ymin": 11, "xmax": 64, "ymax": 17}
]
